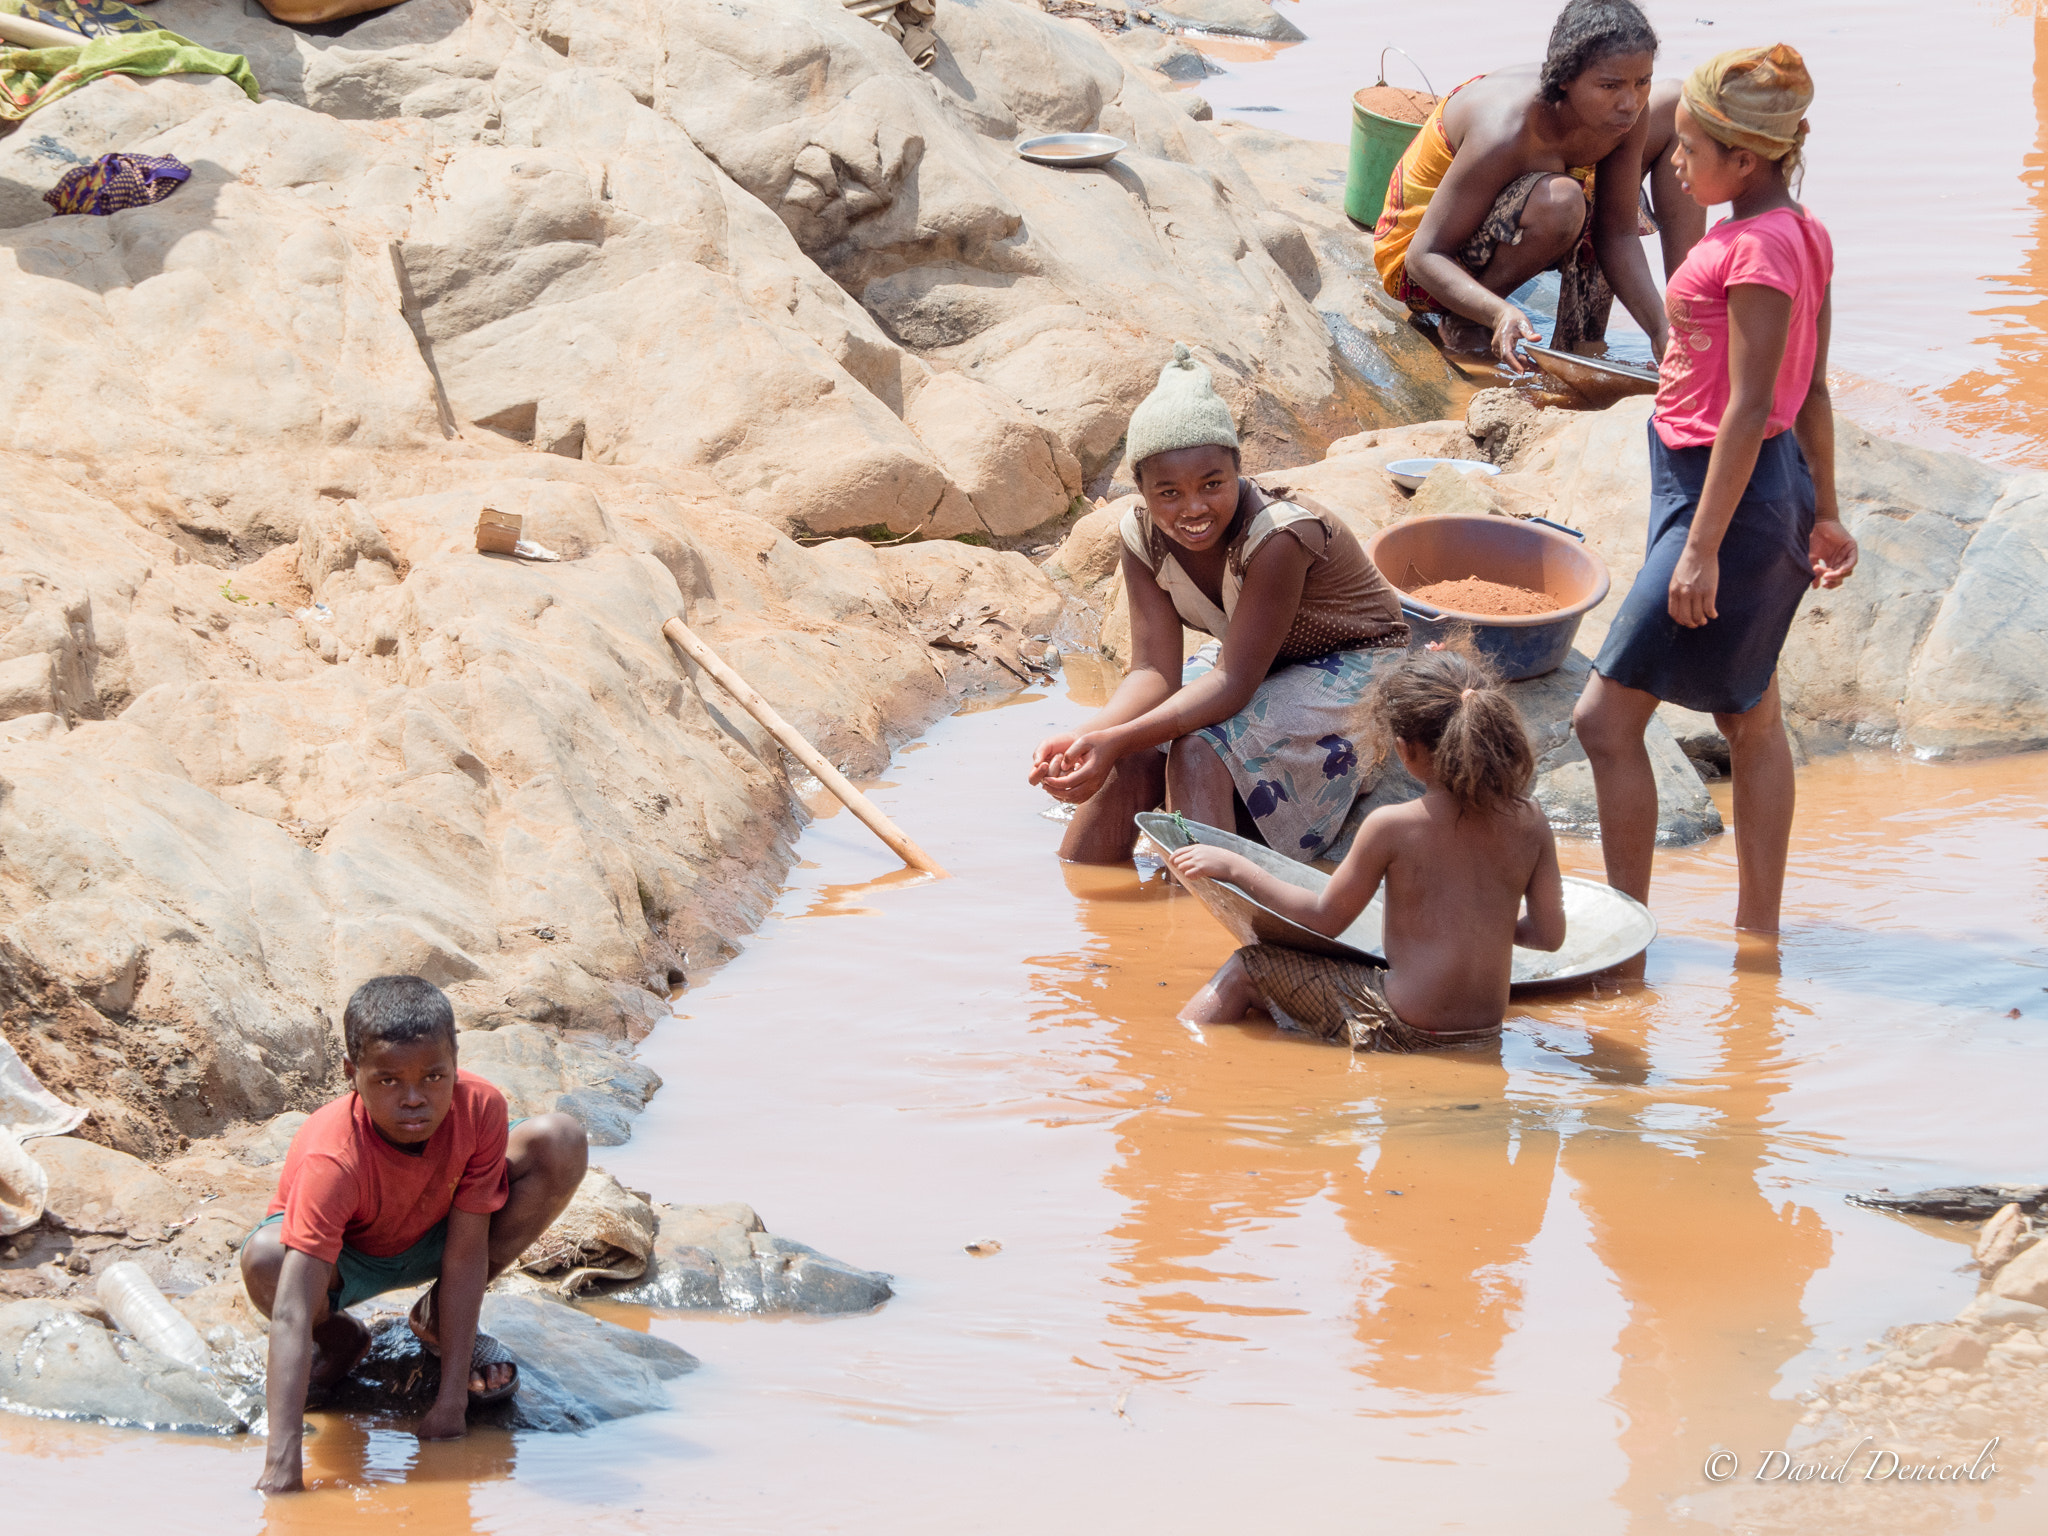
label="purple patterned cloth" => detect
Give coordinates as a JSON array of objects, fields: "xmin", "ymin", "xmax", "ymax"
[{"xmin": 43, "ymin": 152, "xmax": 190, "ymax": 216}]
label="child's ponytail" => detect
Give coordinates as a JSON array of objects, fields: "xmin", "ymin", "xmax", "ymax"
[{"xmin": 1371, "ymin": 645, "xmax": 1535, "ymax": 814}]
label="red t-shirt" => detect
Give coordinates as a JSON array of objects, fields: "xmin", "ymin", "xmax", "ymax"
[
  {"xmin": 266, "ymin": 1071, "xmax": 510, "ymax": 1262},
  {"xmin": 1655, "ymin": 205, "xmax": 1833, "ymax": 450}
]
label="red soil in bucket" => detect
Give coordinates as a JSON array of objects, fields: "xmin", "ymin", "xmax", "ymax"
[
  {"xmin": 1406, "ymin": 577, "xmax": 1561, "ymax": 617},
  {"xmin": 1353, "ymin": 85, "xmax": 1435, "ymax": 124}
]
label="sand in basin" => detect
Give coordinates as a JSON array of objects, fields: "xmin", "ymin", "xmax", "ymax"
[
  {"xmin": 1406, "ymin": 577, "xmax": 1561, "ymax": 617},
  {"xmin": 1353, "ymin": 85, "xmax": 1435, "ymax": 124}
]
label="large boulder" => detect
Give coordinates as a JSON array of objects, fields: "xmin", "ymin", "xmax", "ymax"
[
  {"xmin": 1895, "ymin": 474, "xmax": 2048, "ymax": 756},
  {"xmin": 0, "ymin": 437, "xmax": 1055, "ymax": 1154},
  {"xmin": 30, "ymin": 1136, "xmax": 186, "ymax": 1239}
]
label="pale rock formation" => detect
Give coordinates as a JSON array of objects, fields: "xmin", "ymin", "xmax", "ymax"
[
  {"xmin": 458, "ymin": 1023, "xmax": 661, "ymax": 1145},
  {"xmin": 31, "ymin": 1138, "xmax": 185, "ymax": 1240}
]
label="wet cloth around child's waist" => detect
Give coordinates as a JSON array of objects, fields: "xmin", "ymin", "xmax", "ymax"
[{"xmin": 1237, "ymin": 945, "xmax": 1501, "ymax": 1052}]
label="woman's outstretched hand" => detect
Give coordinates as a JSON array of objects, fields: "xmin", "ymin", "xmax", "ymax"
[
  {"xmin": 1492, "ymin": 307, "xmax": 1541, "ymax": 372},
  {"xmin": 1040, "ymin": 731, "xmax": 1117, "ymax": 803},
  {"xmin": 1027, "ymin": 732, "xmax": 1078, "ymax": 788},
  {"xmin": 1667, "ymin": 544, "xmax": 1720, "ymax": 628},
  {"xmin": 1809, "ymin": 517, "xmax": 1859, "ymax": 589}
]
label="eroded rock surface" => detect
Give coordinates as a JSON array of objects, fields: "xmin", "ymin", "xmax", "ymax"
[{"xmin": 0, "ymin": 0, "xmax": 1471, "ymax": 1164}]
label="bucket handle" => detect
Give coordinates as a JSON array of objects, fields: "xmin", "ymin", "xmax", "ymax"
[
  {"xmin": 1377, "ymin": 47, "xmax": 1437, "ymax": 101},
  {"xmin": 1527, "ymin": 516, "xmax": 1585, "ymax": 542}
]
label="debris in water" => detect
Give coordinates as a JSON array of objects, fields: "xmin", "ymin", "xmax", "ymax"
[
  {"xmin": 965, "ymin": 1238, "xmax": 1002, "ymax": 1256},
  {"xmin": 1849, "ymin": 1184, "xmax": 2048, "ymax": 1220}
]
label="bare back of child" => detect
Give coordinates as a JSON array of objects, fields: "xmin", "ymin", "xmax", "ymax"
[{"xmin": 1171, "ymin": 648, "xmax": 1565, "ymax": 1049}]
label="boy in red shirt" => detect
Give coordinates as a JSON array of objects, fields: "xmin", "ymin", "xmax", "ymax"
[{"xmin": 240, "ymin": 975, "xmax": 588, "ymax": 1494}]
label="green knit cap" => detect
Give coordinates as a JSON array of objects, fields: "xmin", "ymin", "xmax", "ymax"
[{"xmin": 1125, "ymin": 343, "xmax": 1239, "ymax": 472}]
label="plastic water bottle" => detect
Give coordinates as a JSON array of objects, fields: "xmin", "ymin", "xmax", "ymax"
[{"xmin": 96, "ymin": 1261, "xmax": 211, "ymax": 1372}]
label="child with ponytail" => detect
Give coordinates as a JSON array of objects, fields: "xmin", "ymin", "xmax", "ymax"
[{"xmin": 1168, "ymin": 648, "xmax": 1565, "ymax": 1051}]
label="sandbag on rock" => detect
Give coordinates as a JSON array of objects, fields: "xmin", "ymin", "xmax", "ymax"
[
  {"xmin": 0, "ymin": 1128, "xmax": 46, "ymax": 1237},
  {"xmin": 606, "ymin": 1202, "xmax": 894, "ymax": 1314},
  {"xmin": 0, "ymin": 1300, "xmax": 247, "ymax": 1434},
  {"xmin": 0, "ymin": 1035, "xmax": 85, "ymax": 1143},
  {"xmin": 517, "ymin": 1168, "xmax": 657, "ymax": 1296}
]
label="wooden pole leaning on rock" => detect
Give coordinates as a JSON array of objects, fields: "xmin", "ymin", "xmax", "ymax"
[{"xmin": 661, "ymin": 618, "xmax": 947, "ymax": 877}]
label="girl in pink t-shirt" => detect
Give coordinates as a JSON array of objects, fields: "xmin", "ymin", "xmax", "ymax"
[{"xmin": 1572, "ymin": 44, "xmax": 1859, "ymax": 934}]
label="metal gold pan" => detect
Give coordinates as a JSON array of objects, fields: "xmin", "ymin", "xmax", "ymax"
[{"xmin": 1135, "ymin": 812, "xmax": 1656, "ymax": 988}]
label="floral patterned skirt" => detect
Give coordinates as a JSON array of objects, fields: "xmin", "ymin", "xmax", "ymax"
[{"xmin": 1179, "ymin": 642, "xmax": 1404, "ymax": 862}]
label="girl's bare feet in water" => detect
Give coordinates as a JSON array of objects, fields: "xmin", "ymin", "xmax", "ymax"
[{"xmin": 306, "ymin": 1310, "xmax": 371, "ymax": 1405}]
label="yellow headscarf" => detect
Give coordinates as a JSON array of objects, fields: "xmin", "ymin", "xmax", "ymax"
[{"xmin": 1683, "ymin": 43, "xmax": 1812, "ymax": 165}]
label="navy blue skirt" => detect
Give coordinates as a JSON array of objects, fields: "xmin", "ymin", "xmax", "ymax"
[{"xmin": 1592, "ymin": 423, "xmax": 1815, "ymax": 716}]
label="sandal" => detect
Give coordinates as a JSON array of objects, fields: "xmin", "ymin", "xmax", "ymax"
[{"xmin": 408, "ymin": 1285, "xmax": 521, "ymax": 1407}]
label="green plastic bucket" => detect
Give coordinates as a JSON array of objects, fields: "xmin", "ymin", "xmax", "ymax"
[{"xmin": 1345, "ymin": 89, "xmax": 1426, "ymax": 229}]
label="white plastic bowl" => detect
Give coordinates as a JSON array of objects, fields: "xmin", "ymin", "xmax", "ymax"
[
  {"xmin": 1386, "ymin": 457, "xmax": 1503, "ymax": 491},
  {"xmin": 1017, "ymin": 133, "xmax": 1127, "ymax": 169}
]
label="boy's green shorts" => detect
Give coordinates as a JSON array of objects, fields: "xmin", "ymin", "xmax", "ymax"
[{"xmin": 248, "ymin": 1211, "xmax": 446, "ymax": 1313}]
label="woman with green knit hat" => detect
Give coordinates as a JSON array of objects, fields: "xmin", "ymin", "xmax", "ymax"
[{"xmin": 1030, "ymin": 345, "xmax": 1410, "ymax": 865}]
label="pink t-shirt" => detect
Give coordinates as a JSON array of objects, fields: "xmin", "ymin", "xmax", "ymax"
[{"xmin": 1654, "ymin": 205, "xmax": 1833, "ymax": 450}]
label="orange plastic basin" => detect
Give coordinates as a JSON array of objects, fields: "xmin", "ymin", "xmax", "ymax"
[{"xmin": 1366, "ymin": 514, "xmax": 1612, "ymax": 680}]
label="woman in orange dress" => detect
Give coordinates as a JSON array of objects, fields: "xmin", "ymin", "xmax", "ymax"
[{"xmin": 1373, "ymin": 0, "xmax": 1702, "ymax": 368}]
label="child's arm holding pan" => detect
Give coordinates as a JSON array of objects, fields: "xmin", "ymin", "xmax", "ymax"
[
  {"xmin": 1515, "ymin": 816, "xmax": 1567, "ymax": 953},
  {"xmin": 1166, "ymin": 814, "xmax": 1397, "ymax": 938}
]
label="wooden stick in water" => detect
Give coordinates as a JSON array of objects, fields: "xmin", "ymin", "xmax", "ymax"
[{"xmin": 661, "ymin": 617, "xmax": 947, "ymax": 876}]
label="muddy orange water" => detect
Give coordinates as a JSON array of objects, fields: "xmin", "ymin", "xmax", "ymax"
[
  {"xmin": 1200, "ymin": 0, "xmax": 2048, "ymax": 467},
  {"xmin": 7, "ymin": 678, "xmax": 2045, "ymax": 1533}
]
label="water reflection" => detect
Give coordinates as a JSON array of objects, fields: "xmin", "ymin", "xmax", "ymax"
[
  {"xmin": 1063, "ymin": 848, "xmax": 1840, "ymax": 1525},
  {"xmin": 258, "ymin": 1417, "xmax": 512, "ymax": 1534},
  {"xmin": 1939, "ymin": 10, "xmax": 2048, "ymax": 463},
  {"xmin": 7, "ymin": 697, "xmax": 2045, "ymax": 1532}
]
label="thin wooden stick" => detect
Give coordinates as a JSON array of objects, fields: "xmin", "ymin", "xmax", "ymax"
[{"xmin": 662, "ymin": 618, "xmax": 947, "ymax": 876}]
